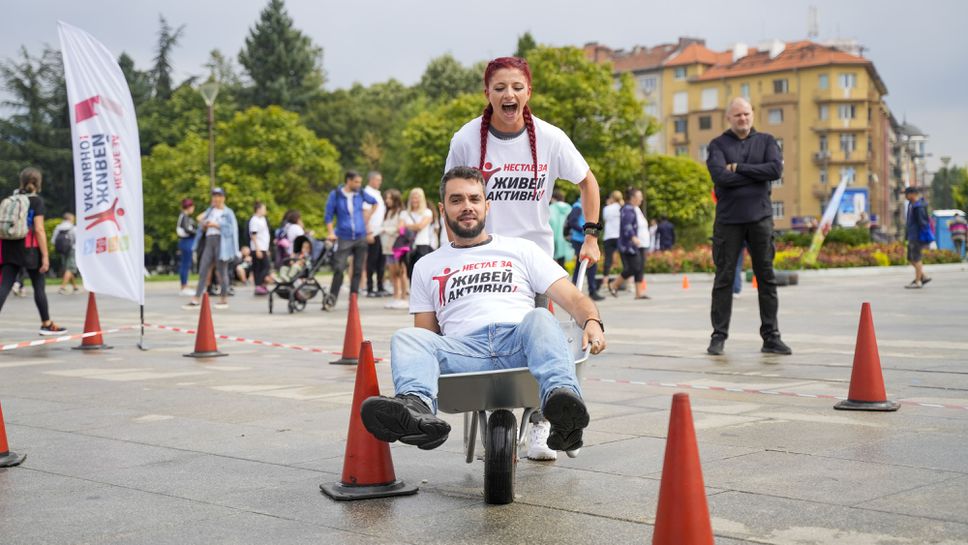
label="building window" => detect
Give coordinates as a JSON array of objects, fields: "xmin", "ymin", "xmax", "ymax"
[
  {"xmin": 838, "ymin": 104, "xmax": 856, "ymax": 120},
  {"xmin": 839, "ymin": 72, "xmax": 857, "ymax": 89},
  {"xmin": 771, "ymin": 201, "xmax": 785, "ymax": 219},
  {"xmin": 644, "ymin": 103, "xmax": 659, "ymax": 118},
  {"xmin": 699, "ymin": 115, "xmax": 712, "ymax": 130},
  {"xmin": 673, "ymin": 91, "xmax": 688, "ymax": 114},
  {"xmin": 773, "ymin": 79, "xmax": 789, "ymax": 93},
  {"xmin": 818, "ymin": 73, "xmax": 829, "ymax": 89},
  {"xmin": 675, "ymin": 145, "xmax": 688, "ymax": 156},
  {"xmin": 819, "ymin": 169, "xmax": 828, "ymax": 184},
  {"xmin": 639, "ymin": 75, "xmax": 657, "ymax": 95},
  {"xmin": 673, "ymin": 118, "xmax": 688, "ymax": 133},
  {"xmin": 674, "ymin": 66, "xmax": 687, "ymax": 80},
  {"xmin": 768, "ymin": 108, "xmax": 784, "ymax": 125},
  {"xmin": 840, "ymin": 167, "xmax": 856, "ymax": 185},
  {"xmin": 740, "ymin": 83, "xmax": 750, "ymax": 98},
  {"xmin": 776, "ymin": 138, "xmax": 784, "ymax": 152},
  {"xmin": 698, "ymin": 144, "xmax": 709, "ymax": 161},
  {"xmin": 771, "ymin": 178, "xmax": 784, "ymax": 188},
  {"xmin": 700, "ymin": 88, "xmax": 718, "ymax": 110},
  {"xmin": 840, "ymin": 133, "xmax": 856, "ymax": 153},
  {"xmin": 819, "ymin": 134, "xmax": 828, "ymax": 152},
  {"xmin": 818, "ymin": 104, "xmax": 829, "ymax": 120}
]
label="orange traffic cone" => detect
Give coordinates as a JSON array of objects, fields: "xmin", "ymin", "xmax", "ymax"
[
  {"xmin": 751, "ymin": 275, "xmax": 758, "ymax": 289},
  {"xmin": 682, "ymin": 275, "xmax": 690, "ymax": 290},
  {"xmin": 653, "ymin": 393, "xmax": 713, "ymax": 545},
  {"xmin": 73, "ymin": 292, "xmax": 112, "ymax": 351},
  {"xmin": 640, "ymin": 277, "xmax": 648, "ymax": 293},
  {"xmin": 184, "ymin": 293, "xmax": 226, "ymax": 358},
  {"xmin": 320, "ymin": 341, "xmax": 418, "ymax": 500},
  {"xmin": 0, "ymin": 400, "xmax": 26, "ymax": 467},
  {"xmin": 331, "ymin": 293, "xmax": 363, "ymax": 365},
  {"xmin": 834, "ymin": 302, "xmax": 899, "ymax": 411}
]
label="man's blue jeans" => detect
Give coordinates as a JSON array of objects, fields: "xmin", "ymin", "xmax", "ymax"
[{"xmin": 390, "ymin": 308, "xmax": 582, "ymax": 413}]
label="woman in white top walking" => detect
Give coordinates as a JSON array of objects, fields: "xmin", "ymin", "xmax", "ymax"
[{"xmin": 402, "ymin": 187, "xmax": 434, "ymax": 281}]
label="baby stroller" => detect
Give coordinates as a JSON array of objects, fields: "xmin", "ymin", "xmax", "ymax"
[{"xmin": 268, "ymin": 235, "xmax": 337, "ymax": 313}]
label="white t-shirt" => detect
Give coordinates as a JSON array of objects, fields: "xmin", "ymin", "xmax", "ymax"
[
  {"xmin": 602, "ymin": 202, "xmax": 621, "ymax": 241},
  {"xmin": 402, "ymin": 209, "xmax": 433, "ymax": 246},
  {"xmin": 204, "ymin": 207, "xmax": 225, "ymax": 236},
  {"xmin": 635, "ymin": 207, "xmax": 651, "ymax": 249},
  {"xmin": 410, "ymin": 234, "xmax": 568, "ymax": 337},
  {"xmin": 363, "ymin": 185, "xmax": 386, "ymax": 235},
  {"xmin": 248, "ymin": 215, "xmax": 270, "ymax": 252},
  {"xmin": 284, "ymin": 223, "xmax": 305, "ymax": 247},
  {"xmin": 445, "ymin": 114, "xmax": 590, "ymax": 257}
]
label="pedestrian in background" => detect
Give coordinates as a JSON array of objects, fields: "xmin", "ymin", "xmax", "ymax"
[
  {"xmin": 0, "ymin": 167, "xmax": 67, "ymax": 334},
  {"xmin": 607, "ymin": 188, "xmax": 647, "ymax": 299},
  {"xmin": 949, "ymin": 212, "xmax": 967, "ymax": 260},
  {"xmin": 601, "ymin": 190, "xmax": 623, "ymax": 290},
  {"xmin": 549, "ymin": 190, "xmax": 574, "ymax": 268},
  {"xmin": 52, "ymin": 212, "xmax": 79, "ymax": 295},
  {"xmin": 176, "ymin": 198, "xmax": 197, "ymax": 296},
  {"xmin": 566, "ymin": 198, "xmax": 604, "ymax": 301},
  {"xmin": 903, "ymin": 186, "xmax": 933, "ymax": 289},
  {"xmin": 185, "ymin": 187, "xmax": 240, "ymax": 310},
  {"xmin": 401, "ymin": 187, "xmax": 434, "ymax": 281},
  {"xmin": 705, "ymin": 96, "xmax": 790, "ymax": 356},
  {"xmin": 363, "ymin": 171, "xmax": 388, "ymax": 298},
  {"xmin": 380, "ymin": 189, "xmax": 409, "ymax": 310},
  {"xmin": 325, "ymin": 171, "xmax": 378, "ymax": 302},
  {"xmin": 656, "ymin": 216, "xmax": 676, "ymax": 250},
  {"xmin": 248, "ymin": 201, "xmax": 271, "ymax": 295}
]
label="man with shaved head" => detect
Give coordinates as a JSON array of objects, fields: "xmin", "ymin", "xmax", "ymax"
[{"xmin": 704, "ymin": 96, "xmax": 791, "ymax": 356}]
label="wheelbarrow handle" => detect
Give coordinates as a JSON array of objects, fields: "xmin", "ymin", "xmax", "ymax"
[{"xmin": 574, "ymin": 258, "xmax": 590, "ymax": 292}]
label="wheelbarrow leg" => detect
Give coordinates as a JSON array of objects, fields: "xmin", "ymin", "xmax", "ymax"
[{"xmin": 464, "ymin": 412, "xmax": 478, "ymax": 464}]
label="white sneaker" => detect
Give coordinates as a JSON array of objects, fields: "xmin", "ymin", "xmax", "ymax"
[
  {"xmin": 526, "ymin": 420, "xmax": 557, "ymax": 461},
  {"xmin": 180, "ymin": 288, "xmax": 195, "ymax": 296}
]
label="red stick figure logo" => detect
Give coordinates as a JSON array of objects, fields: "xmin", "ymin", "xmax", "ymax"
[
  {"xmin": 74, "ymin": 95, "xmax": 124, "ymax": 123},
  {"xmin": 432, "ymin": 267, "xmax": 460, "ymax": 306},
  {"xmin": 480, "ymin": 162, "xmax": 501, "ymax": 183},
  {"xmin": 84, "ymin": 197, "xmax": 126, "ymax": 231}
]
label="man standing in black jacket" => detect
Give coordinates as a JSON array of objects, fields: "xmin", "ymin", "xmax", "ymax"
[{"xmin": 705, "ymin": 97, "xmax": 791, "ymax": 356}]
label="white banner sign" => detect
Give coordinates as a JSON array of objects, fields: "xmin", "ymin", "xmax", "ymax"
[{"xmin": 59, "ymin": 21, "xmax": 144, "ymax": 305}]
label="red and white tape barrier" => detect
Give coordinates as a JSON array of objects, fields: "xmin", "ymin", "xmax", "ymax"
[{"xmin": 1, "ymin": 325, "xmax": 138, "ymax": 352}]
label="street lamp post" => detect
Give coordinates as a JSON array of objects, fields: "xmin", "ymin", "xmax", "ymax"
[{"xmin": 199, "ymin": 81, "xmax": 220, "ymax": 192}]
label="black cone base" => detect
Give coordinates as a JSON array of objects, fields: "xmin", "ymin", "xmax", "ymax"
[
  {"xmin": 72, "ymin": 344, "xmax": 113, "ymax": 351},
  {"xmin": 184, "ymin": 351, "xmax": 228, "ymax": 358},
  {"xmin": 320, "ymin": 480, "xmax": 418, "ymax": 501},
  {"xmin": 834, "ymin": 399, "xmax": 900, "ymax": 412},
  {"xmin": 0, "ymin": 451, "xmax": 26, "ymax": 467},
  {"xmin": 329, "ymin": 357, "xmax": 358, "ymax": 365}
]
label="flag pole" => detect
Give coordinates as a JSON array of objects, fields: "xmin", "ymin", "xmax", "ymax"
[{"xmin": 137, "ymin": 304, "xmax": 147, "ymax": 350}]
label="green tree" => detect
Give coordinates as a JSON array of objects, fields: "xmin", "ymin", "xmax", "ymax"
[
  {"xmin": 305, "ymin": 79, "xmax": 417, "ymax": 180},
  {"xmin": 118, "ymin": 52, "xmax": 153, "ymax": 111},
  {"xmin": 238, "ymin": 0, "xmax": 324, "ymax": 112},
  {"xmin": 931, "ymin": 159, "xmax": 965, "ymax": 210},
  {"xmin": 947, "ymin": 164, "xmax": 968, "ymax": 211},
  {"xmin": 514, "ymin": 32, "xmax": 537, "ymax": 58},
  {"xmin": 417, "ymin": 54, "xmax": 481, "ymax": 103},
  {"xmin": 151, "ymin": 15, "xmax": 185, "ymax": 100},
  {"xmin": 641, "ymin": 154, "xmax": 714, "ymax": 247},
  {"xmin": 0, "ymin": 46, "xmax": 73, "ymax": 216},
  {"xmin": 142, "ymin": 106, "xmax": 340, "ymax": 253},
  {"xmin": 399, "ymin": 93, "xmax": 485, "ymax": 198}
]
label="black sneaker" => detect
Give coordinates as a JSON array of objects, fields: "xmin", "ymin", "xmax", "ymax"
[
  {"xmin": 921, "ymin": 277, "xmax": 932, "ymax": 286},
  {"xmin": 365, "ymin": 291, "xmax": 378, "ymax": 298},
  {"xmin": 542, "ymin": 388, "xmax": 589, "ymax": 452},
  {"xmin": 39, "ymin": 322, "xmax": 67, "ymax": 336},
  {"xmin": 376, "ymin": 290, "xmax": 392, "ymax": 297},
  {"xmin": 590, "ymin": 292, "xmax": 606, "ymax": 302},
  {"xmin": 360, "ymin": 394, "xmax": 451, "ymax": 450},
  {"xmin": 707, "ymin": 335, "xmax": 725, "ymax": 355},
  {"xmin": 761, "ymin": 336, "xmax": 792, "ymax": 355}
]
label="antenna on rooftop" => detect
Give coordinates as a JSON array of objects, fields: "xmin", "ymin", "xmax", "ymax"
[{"xmin": 808, "ymin": 6, "xmax": 819, "ymax": 39}]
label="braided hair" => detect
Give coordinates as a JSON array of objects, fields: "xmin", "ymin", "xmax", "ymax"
[{"xmin": 480, "ymin": 57, "xmax": 540, "ymax": 199}]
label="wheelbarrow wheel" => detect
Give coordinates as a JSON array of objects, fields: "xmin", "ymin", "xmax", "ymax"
[{"xmin": 484, "ymin": 409, "xmax": 517, "ymax": 505}]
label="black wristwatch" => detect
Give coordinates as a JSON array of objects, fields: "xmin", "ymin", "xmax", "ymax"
[
  {"xmin": 583, "ymin": 222, "xmax": 602, "ymax": 237},
  {"xmin": 583, "ymin": 318, "xmax": 605, "ymax": 333}
]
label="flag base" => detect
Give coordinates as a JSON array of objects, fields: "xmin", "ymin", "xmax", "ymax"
[
  {"xmin": 0, "ymin": 451, "xmax": 26, "ymax": 467},
  {"xmin": 330, "ymin": 357, "xmax": 358, "ymax": 365}
]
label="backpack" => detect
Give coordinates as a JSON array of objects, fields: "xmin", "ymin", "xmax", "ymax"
[
  {"xmin": 0, "ymin": 192, "xmax": 30, "ymax": 240},
  {"xmin": 54, "ymin": 228, "xmax": 74, "ymax": 254}
]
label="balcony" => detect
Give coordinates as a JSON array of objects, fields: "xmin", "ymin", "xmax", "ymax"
[
  {"xmin": 812, "ymin": 150, "xmax": 868, "ymax": 165},
  {"xmin": 811, "ymin": 119, "xmax": 870, "ymax": 133},
  {"xmin": 671, "ymin": 132, "xmax": 689, "ymax": 145},
  {"xmin": 812, "ymin": 151, "xmax": 832, "ymax": 165},
  {"xmin": 760, "ymin": 92, "xmax": 798, "ymax": 106},
  {"xmin": 813, "ymin": 87, "xmax": 868, "ymax": 103}
]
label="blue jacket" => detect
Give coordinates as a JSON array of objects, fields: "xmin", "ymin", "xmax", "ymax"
[
  {"xmin": 906, "ymin": 198, "xmax": 931, "ymax": 242},
  {"xmin": 617, "ymin": 204, "xmax": 639, "ymax": 254},
  {"xmin": 194, "ymin": 206, "xmax": 240, "ymax": 260},
  {"xmin": 325, "ymin": 186, "xmax": 377, "ymax": 240},
  {"xmin": 567, "ymin": 201, "xmax": 586, "ymax": 243}
]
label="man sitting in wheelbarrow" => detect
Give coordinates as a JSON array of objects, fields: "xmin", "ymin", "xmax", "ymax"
[{"xmin": 362, "ymin": 166, "xmax": 607, "ymax": 453}]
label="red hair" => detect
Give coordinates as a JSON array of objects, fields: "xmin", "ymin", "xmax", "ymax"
[{"xmin": 480, "ymin": 57, "xmax": 539, "ymax": 198}]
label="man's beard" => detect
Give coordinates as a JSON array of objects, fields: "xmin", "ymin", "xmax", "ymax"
[{"xmin": 446, "ymin": 213, "xmax": 486, "ymax": 239}]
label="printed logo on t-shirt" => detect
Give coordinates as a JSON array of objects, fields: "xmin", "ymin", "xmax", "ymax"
[
  {"xmin": 484, "ymin": 160, "xmax": 549, "ymax": 202},
  {"xmin": 431, "ymin": 259, "xmax": 517, "ymax": 306}
]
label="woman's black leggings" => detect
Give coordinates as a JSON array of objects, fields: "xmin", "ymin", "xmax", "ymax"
[
  {"xmin": 0, "ymin": 264, "xmax": 50, "ymax": 322},
  {"xmin": 619, "ymin": 251, "xmax": 644, "ymax": 283}
]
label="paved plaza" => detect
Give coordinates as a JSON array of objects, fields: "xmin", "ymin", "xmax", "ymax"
[{"xmin": 1, "ymin": 263, "xmax": 967, "ymax": 544}]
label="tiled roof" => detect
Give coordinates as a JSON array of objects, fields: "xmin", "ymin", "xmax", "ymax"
[
  {"xmin": 697, "ymin": 41, "xmax": 872, "ymax": 80},
  {"xmin": 664, "ymin": 42, "xmax": 730, "ymax": 67},
  {"xmin": 583, "ymin": 42, "xmax": 679, "ymax": 73}
]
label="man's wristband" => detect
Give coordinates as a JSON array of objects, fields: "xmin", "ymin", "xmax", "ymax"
[
  {"xmin": 583, "ymin": 222, "xmax": 602, "ymax": 237},
  {"xmin": 582, "ymin": 318, "xmax": 604, "ymax": 333}
]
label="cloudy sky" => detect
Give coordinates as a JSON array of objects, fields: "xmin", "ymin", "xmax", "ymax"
[{"xmin": 4, "ymin": 0, "xmax": 965, "ymax": 171}]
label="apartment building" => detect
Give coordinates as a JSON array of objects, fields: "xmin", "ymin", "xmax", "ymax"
[{"xmin": 588, "ymin": 37, "xmax": 913, "ymax": 233}]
